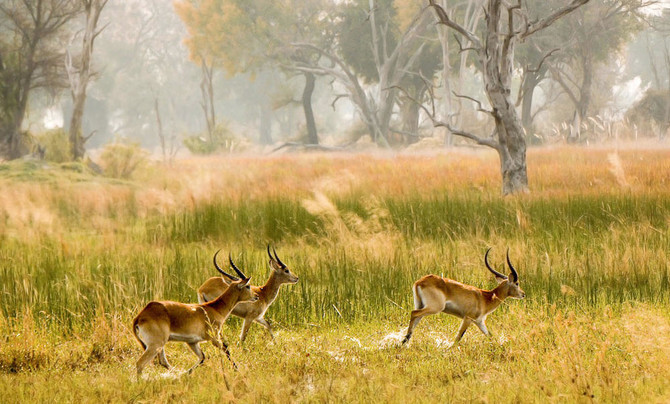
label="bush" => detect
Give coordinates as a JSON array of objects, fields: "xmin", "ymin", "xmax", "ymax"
[
  {"xmin": 34, "ymin": 129, "xmax": 70, "ymax": 163},
  {"xmin": 99, "ymin": 139, "xmax": 148, "ymax": 179},
  {"xmin": 182, "ymin": 122, "xmax": 240, "ymax": 154}
]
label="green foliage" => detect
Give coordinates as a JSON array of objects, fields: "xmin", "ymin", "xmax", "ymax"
[
  {"xmin": 34, "ymin": 129, "xmax": 70, "ymax": 163},
  {"xmin": 338, "ymin": 0, "xmax": 397, "ymax": 83},
  {"xmin": 626, "ymin": 89, "xmax": 670, "ymax": 134},
  {"xmin": 182, "ymin": 123, "xmax": 240, "ymax": 154},
  {"xmin": 99, "ymin": 139, "xmax": 148, "ymax": 179}
]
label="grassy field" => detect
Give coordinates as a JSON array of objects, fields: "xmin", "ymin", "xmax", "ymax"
[{"xmin": 0, "ymin": 146, "xmax": 669, "ymax": 402}]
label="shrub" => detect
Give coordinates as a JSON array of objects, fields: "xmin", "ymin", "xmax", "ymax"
[
  {"xmin": 182, "ymin": 122, "xmax": 240, "ymax": 154},
  {"xmin": 34, "ymin": 129, "xmax": 70, "ymax": 163},
  {"xmin": 99, "ymin": 139, "xmax": 148, "ymax": 179}
]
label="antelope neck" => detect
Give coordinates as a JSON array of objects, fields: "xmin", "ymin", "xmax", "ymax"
[
  {"xmin": 205, "ymin": 285, "xmax": 239, "ymax": 313},
  {"xmin": 483, "ymin": 283, "xmax": 509, "ymax": 308},
  {"xmin": 259, "ymin": 272, "xmax": 284, "ymax": 302}
]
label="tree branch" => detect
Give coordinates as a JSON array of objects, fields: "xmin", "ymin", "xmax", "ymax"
[
  {"xmin": 452, "ymin": 92, "xmax": 494, "ymax": 116},
  {"xmin": 331, "ymin": 94, "xmax": 348, "ymax": 110},
  {"xmin": 528, "ymin": 47, "xmax": 560, "ymax": 73},
  {"xmin": 519, "ymin": 0, "xmax": 591, "ymax": 40},
  {"xmin": 390, "ymin": 84, "xmax": 499, "ymax": 150},
  {"xmin": 428, "ymin": 0, "xmax": 482, "ymax": 50},
  {"xmin": 453, "ymin": 34, "xmax": 478, "ymax": 54}
]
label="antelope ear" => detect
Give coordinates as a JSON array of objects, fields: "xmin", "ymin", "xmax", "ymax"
[
  {"xmin": 269, "ymin": 259, "xmax": 281, "ymax": 270},
  {"xmin": 494, "ymin": 275, "xmax": 507, "ymax": 284}
]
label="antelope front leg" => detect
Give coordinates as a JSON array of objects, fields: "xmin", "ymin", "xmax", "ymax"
[
  {"xmin": 186, "ymin": 343, "xmax": 205, "ymax": 374},
  {"xmin": 475, "ymin": 319, "xmax": 493, "ymax": 338},
  {"xmin": 453, "ymin": 318, "xmax": 472, "ymax": 345},
  {"xmin": 211, "ymin": 338, "xmax": 237, "ymax": 370},
  {"xmin": 255, "ymin": 317, "xmax": 274, "ymax": 340},
  {"xmin": 239, "ymin": 318, "xmax": 253, "ymax": 343}
]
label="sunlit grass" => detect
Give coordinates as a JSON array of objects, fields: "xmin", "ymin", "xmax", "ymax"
[{"xmin": 1, "ymin": 146, "xmax": 669, "ymax": 401}]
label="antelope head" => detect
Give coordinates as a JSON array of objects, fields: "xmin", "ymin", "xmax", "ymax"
[
  {"xmin": 267, "ymin": 244, "xmax": 299, "ymax": 284},
  {"xmin": 485, "ymin": 248, "xmax": 526, "ymax": 299}
]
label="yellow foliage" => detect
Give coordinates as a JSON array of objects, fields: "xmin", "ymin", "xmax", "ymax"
[
  {"xmin": 393, "ymin": 0, "xmax": 424, "ymax": 33},
  {"xmin": 173, "ymin": 0, "xmax": 254, "ymax": 75}
]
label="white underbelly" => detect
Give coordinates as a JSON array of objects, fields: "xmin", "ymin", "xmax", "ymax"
[
  {"xmin": 443, "ymin": 301, "xmax": 464, "ymax": 317},
  {"xmin": 169, "ymin": 333, "xmax": 204, "ymax": 344}
]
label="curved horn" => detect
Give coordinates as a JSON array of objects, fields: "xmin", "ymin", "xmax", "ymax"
[
  {"xmin": 272, "ymin": 246, "xmax": 286, "ymax": 268},
  {"xmin": 484, "ymin": 248, "xmax": 507, "ymax": 279},
  {"xmin": 506, "ymin": 248, "xmax": 519, "ymax": 283},
  {"xmin": 267, "ymin": 244, "xmax": 275, "ymax": 262},
  {"xmin": 213, "ymin": 249, "xmax": 239, "ymax": 281},
  {"xmin": 229, "ymin": 253, "xmax": 247, "ymax": 280}
]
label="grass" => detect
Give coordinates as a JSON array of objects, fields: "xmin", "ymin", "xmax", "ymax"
[{"xmin": 1, "ymin": 146, "xmax": 670, "ymax": 402}]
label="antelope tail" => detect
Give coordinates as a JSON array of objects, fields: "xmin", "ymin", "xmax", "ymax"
[
  {"xmin": 413, "ymin": 284, "xmax": 424, "ymax": 310},
  {"xmin": 132, "ymin": 316, "xmax": 146, "ymax": 350}
]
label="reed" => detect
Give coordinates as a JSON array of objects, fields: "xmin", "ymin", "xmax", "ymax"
[{"xmin": 1, "ymin": 146, "xmax": 669, "ymax": 401}]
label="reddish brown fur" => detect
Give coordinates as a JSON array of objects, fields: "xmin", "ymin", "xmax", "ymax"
[
  {"xmin": 402, "ymin": 265, "xmax": 525, "ymax": 345},
  {"xmin": 197, "ymin": 256, "xmax": 298, "ymax": 342},
  {"xmin": 133, "ymin": 277, "xmax": 256, "ymax": 377}
]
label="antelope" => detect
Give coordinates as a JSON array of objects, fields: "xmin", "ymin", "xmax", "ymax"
[
  {"xmin": 197, "ymin": 245, "xmax": 299, "ymax": 342},
  {"xmin": 132, "ymin": 253, "xmax": 258, "ymax": 377},
  {"xmin": 402, "ymin": 248, "xmax": 525, "ymax": 345}
]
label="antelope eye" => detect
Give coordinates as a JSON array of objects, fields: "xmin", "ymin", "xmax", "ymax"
[{"xmin": 284, "ymin": 269, "xmax": 289, "ymax": 273}]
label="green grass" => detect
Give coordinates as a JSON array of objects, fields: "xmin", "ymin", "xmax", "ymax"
[
  {"xmin": 2, "ymin": 192, "xmax": 669, "ymax": 330},
  {"xmin": 1, "ymin": 150, "xmax": 670, "ymax": 402}
]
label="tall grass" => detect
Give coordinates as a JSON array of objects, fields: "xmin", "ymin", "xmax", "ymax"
[
  {"xmin": 2, "ymin": 147, "xmax": 670, "ymax": 401},
  {"xmin": 1, "ymin": 148, "xmax": 669, "ymax": 331}
]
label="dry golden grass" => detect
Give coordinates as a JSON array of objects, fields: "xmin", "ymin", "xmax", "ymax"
[{"xmin": 1, "ymin": 145, "xmax": 670, "ymax": 402}]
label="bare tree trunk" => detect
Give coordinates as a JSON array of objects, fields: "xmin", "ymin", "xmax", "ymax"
[
  {"xmin": 483, "ymin": 1, "xmax": 528, "ymax": 194},
  {"xmin": 302, "ymin": 72, "xmax": 318, "ymax": 144},
  {"xmin": 568, "ymin": 53, "xmax": 593, "ymax": 143},
  {"xmin": 67, "ymin": 0, "xmax": 107, "ymax": 161},
  {"xmin": 520, "ymin": 70, "xmax": 542, "ymax": 136},
  {"xmin": 199, "ymin": 59, "xmax": 216, "ymax": 144},
  {"xmin": 259, "ymin": 101, "xmax": 272, "ymax": 145},
  {"xmin": 400, "ymin": 97, "xmax": 421, "ymax": 144},
  {"xmin": 427, "ymin": 0, "xmax": 588, "ymax": 195},
  {"xmin": 435, "ymin": 0, "xmax": 453, "ymax": 145},
  {"xmin": 155, "ymin": 98, "xmax": 166, "ymax": 163}
]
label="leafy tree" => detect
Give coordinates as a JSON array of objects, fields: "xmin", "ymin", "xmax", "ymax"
[
  {"xmin": 87, "ymin": 0, "xmax": 202, "ymax": 149},
  {"xmin": 0, "ymin": 0, "xmax": 79, "ymax": 159},
  {"xmin": 338, "ymin": 0, "xmax": 442, "ymax": 145},
  {"xmin": 292, "ymin": 1, "xmax": 434, "ymax": 146},
  {"xmin": 175, "ymin": 0, "xmax": 333, "ymax": 145},
  {"xmin": 541, "ymin": 0, "xmax": 647, "ymax": 141}
]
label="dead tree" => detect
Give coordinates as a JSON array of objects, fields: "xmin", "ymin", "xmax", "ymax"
[
  {"xmin": 66, "ymin": 0, "xmax": 108, "ymax": 160},
  {"xmin": 427, "ymin": 0, "xmax": 589, "ymax": 195}
]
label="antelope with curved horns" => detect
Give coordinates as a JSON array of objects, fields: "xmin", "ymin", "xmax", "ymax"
[
  {"xmin": 197, "ymin": 245, "xmax": 299, "ymax": 342},
  {"xmin": 402, "ymin": 248, "xmax": 525, "ymax": 345},
  {"xmin": 132, "ymin": 252, "xmax": 258, "ymax": 377}
]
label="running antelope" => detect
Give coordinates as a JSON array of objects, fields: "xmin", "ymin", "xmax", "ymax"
[
  {"xmin": 402, "ymin": 248, "xmax": 525, "ymax": 345},
  {"xmin": 197, "ymin": 245, "xmax": 299, "ymax": 342},
  {"xmin": 132, "ymin": 253, "xmax": 257, "ymax": 377}
]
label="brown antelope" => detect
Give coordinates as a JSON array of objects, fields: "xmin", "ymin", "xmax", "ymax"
[
  {"xmin": 197, "ymin": 245, "xmax": 299, "ymax": 342},
  {"xmin": 402, "ymin": 248, "xmax": 525, "ymax": 345},
  {"xmin": 132, "ymin": 253, "xmax": 258, "ymax": 377}
]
